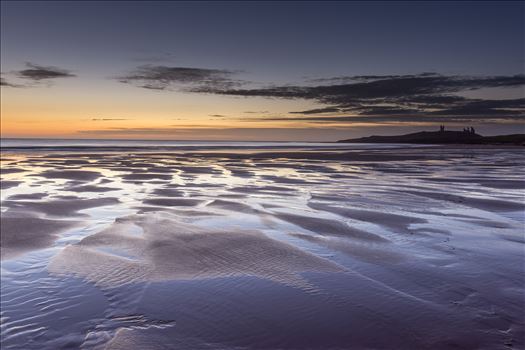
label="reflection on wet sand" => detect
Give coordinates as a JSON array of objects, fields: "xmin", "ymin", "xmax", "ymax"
[{"xmin": 1, "ymin": 145, "xmax": 524, "ymax": 349}]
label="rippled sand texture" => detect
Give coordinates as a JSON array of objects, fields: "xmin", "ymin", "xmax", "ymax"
[{"xmin": 1, "ymin": 145, "xmax": 524, "ymax": 349}]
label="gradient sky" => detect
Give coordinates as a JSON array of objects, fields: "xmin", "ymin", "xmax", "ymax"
[{"xmin": 1, "ymin": 1, "xmax": 524, "ymax": 141}]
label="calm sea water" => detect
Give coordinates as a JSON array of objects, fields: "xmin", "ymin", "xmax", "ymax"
[{"xmin": 0, "ymin": 138, "xmax": 422, "ymax": 151}]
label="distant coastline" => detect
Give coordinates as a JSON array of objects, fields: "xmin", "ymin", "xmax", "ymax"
[{"xmin": 338, "ymin": 129, "xmax": 525, "ymax": 145}]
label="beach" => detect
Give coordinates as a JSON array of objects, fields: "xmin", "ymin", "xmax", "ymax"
[{"xmin": 1, "ymin": 143, "xmax": 524, "ymax": 349}]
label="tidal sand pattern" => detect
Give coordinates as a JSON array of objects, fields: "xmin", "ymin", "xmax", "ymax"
[{"xmin": 1, "ymin": 144, "xmax": 524, "ymax": 349}]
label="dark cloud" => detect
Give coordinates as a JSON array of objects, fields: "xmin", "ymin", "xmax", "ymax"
[
  {"xmin": 209, "ymin": 114, "xmax": 228, "ymax": 118},
  {"xmin": 212, "ymin": 74, "xmax": 525, "ymax": 102},
  {"xmin": 335, "ymin": 99, "xmax": 524, "ymax": 119},
  {"xmin": 290, "ymin": 107, "xmax": 341, "ymax": 114},
  {"xmin": 118, "ymin": 65, "xmax": 244, "ymax": 91},
  {"xmin": 198, "ymin": 73, "xmax": 525, "ymax": 124},
  {"xmin": 350, "ymin": 106, "xmax": 422, "ymax": 116},
  {"xmin": 307, "ymin": 73, "xmax": 439, "ymax": 84},
  {"xmin": 17, "ymin": 63, "xmax": 76, "ymax": 81},
  {"xmin": 254, "ymin": 114, "xmax": 523, "ymax": 124},
  {"xmin": 244, "ymin": 110, "xmax": 269, "ymax": 114},
  {"xmin": 141, "ymin": 84, "xmax": 166, "ymax": 90},
  {"xmin": 0, "ymin": 77, "xmax": 21, "ymax": 88},
  {"xmin": 429, "ymin": 98, "xmax": 525, "ymax": 116},
  {"xmin": 117, "ymin": 69, "xmax": 524, "ymax": 124}
]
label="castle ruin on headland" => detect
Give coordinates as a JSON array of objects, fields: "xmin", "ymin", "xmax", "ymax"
[{"xmin": 439, "ymin": 125, "xmax": 476, "ymax": 134}]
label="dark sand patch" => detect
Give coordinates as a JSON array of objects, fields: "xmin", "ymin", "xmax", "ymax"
[
  {"xmin": 150, "ymin": 180, "xmax": 170, "ymax": 185},
  {"xmin": 297, "ymin": 164, "xmax": 337, "ymax": 173},
  {"xmin": 370, "ymin": 166, "xmax": 429, "ymax": 175},
  {"xmin": 184, "ymin": 183, "xmax": 222, "ymax": 188},
  {"xmin": 403, "ymin": 190, "xmax": 525, "ymax": 212},
  {"xmin": 48, "ymin": 213, "xmax": 343, "ymax": 287},
  {"xmin": 150, "ymin": 188, "xmax": 185, "ymax": 197},
  {"xmin": 121, "ymin": 173, "xmax": 173, "ymax": 181},
  {"xmin": 7, "ymin": 192, "xmax": 48, "ymax": 200},
  {"xmin": 308, "ymin": 202, "xmax": 427, "ymax": 233},
  {"xmin": 3, "ymin": 197, "xmax": 119, "ymax": 217},
  {"xmin": 419, "ymin": 177, "xmax": 525, "ymax": 190},
  {"xmin": 328, "ymin": 173, "xmax": 362, "ymax": 179},
  {"xmin": 38, "ymin": 170, "xmax": 102, "ymax": 182},
  {"xmin": 260, "ymin": 175, "xmax": 322, "ymax": 185},
  {"xmin": 37, "ymin": 163, "xmax": 83, "ymax": 169},
  {"xmin": 228, "ymin": 169, "xmax": 254, "ymax": 177},
  {"xmin": 230, "ymin": 185, "xmax": 296, "ymax": 195},
  {"xmin": 274, "ymin": 212, "xmax": 387, "ymax": 242},
  {"xmin": 500, "ymin": 233, "xmax": 525, "ymax": 244},
  {"xmin": 206, "ymin": 199, "xmax": 260, "ymax": 213},
  {"xmin": 414, "ymin": 210, "xmax": 482, "ymax": 219},
  {"xmin": 146, "ymin": 167, "xmax": 178, "ymax": 174},
  {"xmin": 110, "ymin": 167, "xmax": 146, "ymax": 172},
  {"xmin": 67, "ymin": 185, "xmax": 120, "ymax": 193},
  {"xmin": 261, "ymin": 203, "xmax": 284, "ymax": 209},
  {"xmin": 1, "ymin": 168, "xmax": 26, "ymax": 174},
  {"xmin": 477, "ymin": 179, "xmax": 525, "ymax": 189},
  {"xmin": 170, "ymin": 209, "xmax": 223, "ymax": 217},
  {"xmin": 1, "ymin": 217, "xmax": 80, "ymax": 260},
  {"xmin": 218, "ymin": 194, "xmax": 247, "ymax": 199},
  {"xmin": 178, "ymin": 166, "xmax": 222, "ymax": 174},
  {"xmin": 135, "ymin": 206, "xmax": 165, "ymax": 213},
  {"xmin": 135, "ymin": 207, "xmax": 222, "ymax": 216},
  {"xmin": 101, "ymin": 275, "xmax": 500, "ymax": 350},
  {"xmin": 411, "ymin": 227, "xmax": 451, "ymax": 235},
  {"xmin": 61, "ymin": 159, "xmax": 91, "ymax": 165},
  {"xmin": 64, "ymin": 180, "xmax": 85, "ymax": 187},
  {"xmin": 254, "ymin": 161, "xmax": 297, "ymax": 168},
  {"xmin": 33, "ymin": 180, "xmax": 56, "ymax": 185},
  {"xmin": 310, "ymin": 193, "xmax": 350, "ymax": 202},
  {"xmin": 459, "ymin": 219, "xmax": 514, "ymax": 229},
  {"xmin": 143, "ymin": 198, "xmax": 203, "ymax": 207},
  {"xmin": 1, "ymin": 180, "xmax": 22, "ymax": 189},
  {"xmin": 185, "ymin": 150, "xmax": 429, "ymax": 162},
  {"xmin": 52, "ymin": 195, "xmax": 81, "ymax": 200}
]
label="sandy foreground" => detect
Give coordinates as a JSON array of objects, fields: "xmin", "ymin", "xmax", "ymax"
[{"xmin": 0, "ymin": 145, "xmax": 524, "ymax": 349}]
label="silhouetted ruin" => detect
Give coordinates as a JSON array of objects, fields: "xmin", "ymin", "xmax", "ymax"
[{"xmin": 339, "ymin": 127, "xmax": 525, "ymax": 145}]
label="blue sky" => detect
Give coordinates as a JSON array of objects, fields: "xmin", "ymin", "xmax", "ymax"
[{"xmin": 1, "ymin": 1, "xmax": 524, "ymax": 140}]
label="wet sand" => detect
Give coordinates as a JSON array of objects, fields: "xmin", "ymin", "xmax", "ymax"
[{"xmin": 1, "ymin": 145, "xmax": 524, "ymax": 349}]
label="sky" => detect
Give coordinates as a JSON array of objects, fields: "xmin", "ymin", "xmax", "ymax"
[{"xmin": 1, "ymin": 1, "xmax": 524, "ymax": 141}]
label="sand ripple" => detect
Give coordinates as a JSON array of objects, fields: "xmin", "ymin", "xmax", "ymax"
[{"xmin": 48, "ymin": 213, "xmax": 343, "ymax": 288}]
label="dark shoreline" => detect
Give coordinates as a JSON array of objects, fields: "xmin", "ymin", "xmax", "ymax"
[{"xmin": 338, "ymin": 131, "xmax": 525, "ymax": 145}]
